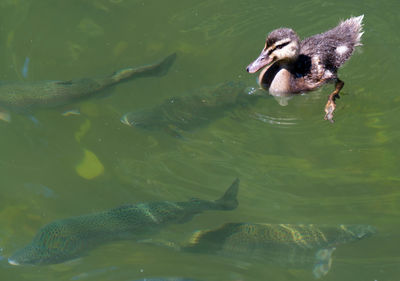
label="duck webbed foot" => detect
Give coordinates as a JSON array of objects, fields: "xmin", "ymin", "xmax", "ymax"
[{"xmin": 324, "ymin": 79, "xmax": 344, "ymax": 123}]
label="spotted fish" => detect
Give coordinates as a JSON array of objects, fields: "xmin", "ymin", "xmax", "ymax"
[
  {"xmin": 0, "ymin": 53, "xmax": 176, "ymax": 120},
  {"xmin": 8, "ymin": 178, "xmax": 239, "ymax": 265},
  {"xmin": 121, "ymin": 81, "xmax": 259, "ymax": 137},
  {"xmin": 169, "ymin": 223, "xmax": 376, "ymax": 278}
]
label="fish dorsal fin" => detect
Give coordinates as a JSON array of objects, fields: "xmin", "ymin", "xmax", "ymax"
[{"xmin": 188, "ymin": 229, "xmax": 208, "ymax": 245}]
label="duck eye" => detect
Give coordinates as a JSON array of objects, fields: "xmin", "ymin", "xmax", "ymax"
[{"xmin": 276, "ymin": 41, "xmax": 290, "ymax": 49}]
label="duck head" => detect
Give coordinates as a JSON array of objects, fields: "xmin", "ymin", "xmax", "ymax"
[{"xmin": 247, "ymin": 28, "xmax": 300, "ymax": 73}]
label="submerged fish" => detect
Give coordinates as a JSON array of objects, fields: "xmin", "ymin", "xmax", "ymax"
[
  {"xmin": 8, "ymin": 178, "xmax": 239, "ymax": 266},
  {"xmin": 0, "ymin": 53, "xmax": 176, "ymax": 120},
  {"xmin": 171, "ymin": 223, "xmax": 375, "ymax": 278},
  {"xmin": 121, "ymin": 81, "xmax": 259, "ymax": 136}
]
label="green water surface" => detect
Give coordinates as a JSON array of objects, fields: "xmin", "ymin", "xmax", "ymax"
[{"xmin": 0, "ymin": 0, "xmax": 399, "ymax": 280}]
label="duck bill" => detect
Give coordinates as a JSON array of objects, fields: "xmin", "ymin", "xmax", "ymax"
[{"xmin": 246, "ymin": 52, "xmax": 274, "ymax": 73}]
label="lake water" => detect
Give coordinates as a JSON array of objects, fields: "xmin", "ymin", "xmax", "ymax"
[{"xmin": 0, "ymin": 0, "xmax": 399, "ymax": 280}]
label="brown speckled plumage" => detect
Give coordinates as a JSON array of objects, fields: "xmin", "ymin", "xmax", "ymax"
[{"xmin": 247, "ymin": 16, "xmax": 364, "ymax": 122}]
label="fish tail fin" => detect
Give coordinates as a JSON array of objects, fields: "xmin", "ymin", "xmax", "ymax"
[
  {"xmin": 312, "ymin": 247, "xmax": 336, "ymax": 279},
  {"xmin": 214, "ymin": 178, "xmax": 240, "ymax": 210},
  {"xmin": 110, "ymin": 52, "xmax": 177, "ymax": 82}
]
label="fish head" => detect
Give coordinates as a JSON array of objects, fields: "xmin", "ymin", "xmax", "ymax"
[
  {"xmin": 343, "ymin": 224, "xmax": 377, "ymax": 239},
  {"xmin": 8, "ymin": 236, "xmax": 81, "ymax": 265},
  {"xmin": 8, "ymin": 221, "xmax": 83, "ymax": 265},
  {"xmin": 8, "ymin": 243, "xmax": 64, "ymax": 265}
]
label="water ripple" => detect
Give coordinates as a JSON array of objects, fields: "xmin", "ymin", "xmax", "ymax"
[{"xmin": 252, "ymin": 112, "xmax": 298, "ymax": 126}]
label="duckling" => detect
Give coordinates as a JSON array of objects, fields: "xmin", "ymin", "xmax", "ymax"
[{"xmin": 246, "ymin": 15, "xmax": 364, "ymax": 122}]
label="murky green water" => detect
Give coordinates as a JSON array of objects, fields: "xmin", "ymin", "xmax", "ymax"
[{"xmin": 0, "ymin": 0, "xmax": 399, "ymax": 280}]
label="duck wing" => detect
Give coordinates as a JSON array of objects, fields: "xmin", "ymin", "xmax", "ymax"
[{"xmin": 300, "ymin": 15, "xmax": 364, "ymax": 71}]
